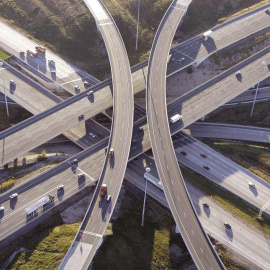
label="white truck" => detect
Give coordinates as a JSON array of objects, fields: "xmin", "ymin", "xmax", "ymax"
[
  {"xmin": 25, "ymin": 195, "xmax": 54, "ymax": 216},
  {"xmin": 201, "ymin": 30, "xmax": 213, "ymax": 40},
  {"xmin": 170, "ymin": 114, "xmax": 182, "ymax": 123},
  {"xmin": 144, "ymin": 172, "xmax": 163, "ymax": 190}
]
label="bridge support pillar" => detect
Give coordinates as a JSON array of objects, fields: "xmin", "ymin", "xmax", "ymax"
[
  {"xmin": 14, "ymin": 158, "xmax": 18, "ymax": 167},
  {"xmin": 175, "ymin": 224, "xmax": 180, "ymax": 234},
  {"xmin": 4, "ymin": 163, "xmax": 8, "ymax": 170},
  {"xmin": 22, "ymin": 155, "xmax": 27, "ymax": 167}
]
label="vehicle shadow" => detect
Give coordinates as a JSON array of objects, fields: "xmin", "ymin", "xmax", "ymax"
[
  {"xmin": 78, "ymin": 177, "xmax": 86, "ymax": 189},
  {"xmin": 249, "ymin": 186, "xmax": 258, "ymax": 197},
  {"xmin": 9, "ymin": 197, "xmax": 18, "ymax": 210},
  {"xmin": 88, "ymin": 94, "xmax": 94, "ymax": 103},
  {"xmin": 110, "ymin": 157, "xmax": 115, "ymax": 169},
  {"xmin": 9, "ymin": 84, "xmax": 16, "ymax": 94},
  {"xmin": 225, "ymin": 227, "xmax": 234, "ymax": 241},
  {"xmin": 203, "ymin": 205, "xmax": 211, "ymax": 218},
  {"xmin": 57, "ymin": 189, "xmax": 65, "ymax": 202}
]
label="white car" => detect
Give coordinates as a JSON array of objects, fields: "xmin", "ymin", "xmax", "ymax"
[
  {"xmin": 0, "ymin": 206, "xmax": 4, "ymax": 211},
  {"xmin": 178, "ymin": 57, "xmax": 185, "ymax": 62},
  {"xmin": 75, "ymin": 85, "xmax": 80, "ymax": 91},
  {"xmin": 10, "ymin": 193, "xmax": 18, "ymax": 199},
  {"xmin": 249, "ymin": 182, "xmax": 256, "ymax": 188},
  {"xmin": 89, "ymin": 132, "xmax": 96, "ymax": 138},
  {"xmin": 10, "ymin": 80, "xmax": 16, "ymax": 85},
  {"xmin": 57, "ymin": 185, "xmax": 64, "ymax": 190}
]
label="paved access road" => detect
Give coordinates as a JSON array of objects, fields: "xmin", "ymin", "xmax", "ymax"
[
  {"xmin": 0, "ymin": 21, "xmax": 100, "ymax": 95},
  {"xmin": 147, "ymin": 0, "xmax": 225, "ymax": 269},
  {"xmin": 185, "ymin": 122, "xmax": 270, "ymax": 143},
  {"xmin": 59, "ymin": 0, "xmax": 133, "ymax": 269}
]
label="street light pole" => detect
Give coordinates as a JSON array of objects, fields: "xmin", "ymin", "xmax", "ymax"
[
  {"xmin": 0, "ymin": 61, "xmax": 9, "ymax": 117},
  {"xmin": 141, "ymin": 167, "xmax": 150, "ymax": 226},
  {"xmin": 135, "ymin": 0, "xmax": 141, "ymax": 51},
  {"xmin": 250, "ymin": 61, "xmax": 266, "ymax": 117}
]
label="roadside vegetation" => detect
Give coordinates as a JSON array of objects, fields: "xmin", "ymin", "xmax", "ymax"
[
  {"xmin": 0, "ymin": 105, "xmax": 32, "ymax": 132},
  {"xmin": 0, "ymin": 49, "xmax": 10, "ymax": 60},
  {"xmin": 206, "ymin": 101, "xmax": 270, "ymax": 128},
  {"xmin": 182, "ymin": 167, "xmax": 270, "ymax": 238}
]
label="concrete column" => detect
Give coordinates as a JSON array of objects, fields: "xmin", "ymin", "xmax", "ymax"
[
  {"xmin": 14, "ymin": 158, "xmax": 18, "ymax": 167},
  {"xmin": 4, "ymin": 163, "xmax": 8, "ymax": 170},
  {"xmin": 175, "ymin": 224, "xmax": 180, "ymax": 234},
  {"xmin": 22, "ymin": 155, "xmax": 27, "ymax": 167}
]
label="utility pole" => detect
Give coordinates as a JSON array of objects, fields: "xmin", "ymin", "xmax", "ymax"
[
  {"xmin": 135, "ymin": 0, "xmax": 141, "ymax": 51},
  {"xmin": 250, "ymin": 61, "xmax": 266, "ymax": 117},
  {"xmin": 141, "ymin": 167, "xmax": 150, "ymax": 226}
]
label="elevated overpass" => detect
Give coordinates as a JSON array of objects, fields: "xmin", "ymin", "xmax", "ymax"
[
  {"xmin": 58, "ymin": 0, "xmax": 133, "ymax": 268},
  {"xmin": 146, "ymin": 0, "xmax": 225, "ymax": 269}
]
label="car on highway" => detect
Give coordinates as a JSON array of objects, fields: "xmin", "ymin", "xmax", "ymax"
[
  {"xmin": 78, "ymin": 114, "xmax": 84, "ymax": 120},
  {"xmin": 178, "ymin": 57, "xmax": 185, "ymax": 62},
  {"xmin": 202, "ymin": 202, "xmax": 209, "ymax": 208},
  {"xmin": 87, "ymin": 90, "xmax": 94, "ymax": 96},
  {"xmin": 57, "ymin": 185, "xmax": 64, "ymax": 190},
  {"xmin": 252, "ymin": 91, "xmax": 259, "ymax": 95},
  {"xmin": 109, "ymin": 148, "xmax": 114, "ymax": 158},
  {"xmin": 10, "ymin": 80, "xmax": 16, "ymax": 85},
  {"xmin": 10, "ymin": 193, "xmax": 18, "ymax": 199},
  {"xmin": 89, "ymin": 132, "xmax": 96, "ymax": 138},
  {"xmin": 203, "ymin": 165, "xmax": 210, "ymax": 170},
  {"xmin": 75, "ymin": 85, "xmax": 80, "ymax": 91},
  {"xmin": 200, "ymin": 153, "xmax": 207, "ymax": 158},
  {"xmin": 78, "ymin": 173, "xmax": 85, "ymax": 179},
  {"xmin": 84, "ymin": 80, "xmax": 90, "ymax": 86},
  {"xmin": 224, "ymin": 222, "xmax": 231, "ymax": 229},
  {"xmin": 249, "ymin": 182, "xmax": 256, "ymax": 188},
  {"xmin": 107, "ymin": 195, "xmax": 111, "ymax": 202},
  {"xmin": 235, "ymin": 70, "xmax": 241, "ymax": 76},
  {"xmin": 138, "ymin": 126, "xmax": 144, "ymax": 132},
  {"xmin": 0, "ymin": 206, "xmax": 4, "ymax": 211},
  {"xmin": 48, "ymin": 60, "xmax": 55, "ymax": 64},
  {"xmin": 180, "ymin": 151, "xmax": 187, "ymax": 156},
  {"xmin": 71, "ymin": 159, "xmax": 78, "ymax": 164}
]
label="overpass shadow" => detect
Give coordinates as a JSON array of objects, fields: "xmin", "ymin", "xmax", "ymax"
[
  {"xmin": 201, "ymin": 37, "xmax": 217, "ymax": 55},
  {"xmin": 92, "ymin": 190, "xmax": 155, "ymax": 270}
]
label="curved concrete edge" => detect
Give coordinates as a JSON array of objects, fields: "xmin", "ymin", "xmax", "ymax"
[
  {"xmin": 146, "ymin": 0, "xmax": 225, "ymax": 269},
  {"xmin": 58, "ymin": 0, "xmax": 134, "ymax": 269}
]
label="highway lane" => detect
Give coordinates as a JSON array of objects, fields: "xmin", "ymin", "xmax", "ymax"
[
  {"xmin": 0, "ymin": 61, "xmax": 108, "ymax": 150},
  {"xmin": 0, "ymin": 139, "xmax": 107, "ymax": 241},
  {"xmin": 0, "ymin": 21, "xmax": 100, "ymax": 95},
  {"xmin": 58, "ymin": 0, "xmax": 134, "ymax": 269},
  {"xmin": 185, "ymin": 122, "xmax": 270, "ymax": 143},
  {"xmin": 146, "ymin": 0, "xmax": 225, "ymax": 269},
  {"xmin": 173, "ymin": 132, "xmax": 270, "ymax": 216},
  {"xmin": 126, "ymin": 154, "xmax": 270, "ymax": 270},
  {"xmin": 1, "ymin": 3, "xmax": 270, "ymax": 166}
]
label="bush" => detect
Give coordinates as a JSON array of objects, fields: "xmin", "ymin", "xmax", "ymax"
[{"xmin": 37, "ymin": 150, "xmax": 47, "ymax": 162}]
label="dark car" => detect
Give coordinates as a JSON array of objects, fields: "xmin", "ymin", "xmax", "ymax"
[
  {"xmin": 202, "ymin": 202, "xmax": 209, "ymax": 208},
  {"xmin": 203, "ymin": 165, "xmax": 210, "ymax": 170},
  {"xmin": 224, "ymin": 222, "xmax": 231, "ymax": 229},
  {"xmin": 200, "ymin": 153, "xmax": 207, "ymax": 158},
  {"xmin": 180, "ymin": 151, "xmax": 187, "ymax": 156},
  {"xmin": 78, "ymin": 114, "xmax": 84, "ymax": 120}
]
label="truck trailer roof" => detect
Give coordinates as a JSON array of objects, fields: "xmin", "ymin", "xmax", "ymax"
[{"xmin": 25, "ymin": 196, "xmax": 49, "ymax": 215}]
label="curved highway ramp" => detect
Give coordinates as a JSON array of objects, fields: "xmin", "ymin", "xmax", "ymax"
[
  {"xmin": 59, "ymin": 0, "xmax": 133, "ymax": 269},
  {"xmin": 146, "ymin": 0, "xmax": 225, "ymax": 269}
]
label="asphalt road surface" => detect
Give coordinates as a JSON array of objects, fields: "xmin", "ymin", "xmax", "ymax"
[{"xmin": 185, "ymin": 122, "xmax": 270, "ymax": 143}]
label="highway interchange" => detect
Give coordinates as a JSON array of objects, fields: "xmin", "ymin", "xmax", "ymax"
[{"xmin": 0, "ymin": 1, "xmax": 270, "ymax": 268}]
